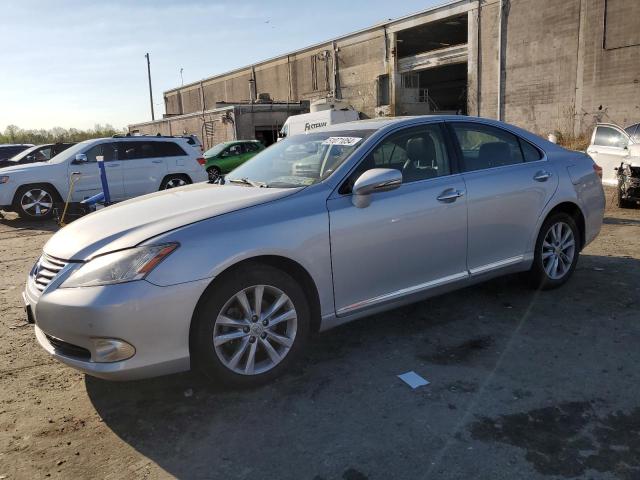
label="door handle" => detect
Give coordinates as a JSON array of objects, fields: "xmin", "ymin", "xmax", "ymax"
[
  {"xmin": 152, "ymin": 160, "xmax": 163, "ymax": 164},
  {"xmin": 437, "ymin": 188, "xmax": 465, "ymax": 203},
  {"xmin": 533, "ymin": 170, "xmax": 552, "ymax": 182},
  {"xmin": 107, "ymin": 163, "xmax": 120, "ymax": 167}
]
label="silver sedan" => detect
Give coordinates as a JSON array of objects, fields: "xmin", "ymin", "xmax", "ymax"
[{"xmin": 23, "ymin": 116, "xmax": 605, "ymax": 386}]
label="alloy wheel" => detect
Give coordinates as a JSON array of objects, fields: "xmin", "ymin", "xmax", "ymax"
[
  {"xmin": 164, "ymin": 178, "xmax": 187, "ymax": 189},
  {"xmin": 213, "ymin": 285, "xmax": 298, "ymax": 375},
  {"xmin": 208, "ymin": 168, "xmax": 221, "ymax": 182},
  {"xmin": 541, "ymin": 221, "xmax": 575, "ymax": 280},
  {"xmin": 20, "ymin": 189, "xmax": 53, "ymax": 217}
]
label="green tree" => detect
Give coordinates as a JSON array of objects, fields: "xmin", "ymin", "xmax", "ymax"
[{"xmin": 0, "ymin": 125, "xmax": 126, "ymax": 145}]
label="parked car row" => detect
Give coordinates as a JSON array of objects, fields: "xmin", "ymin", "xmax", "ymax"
[
  {"xmin": 22, "ymin": 115, "xmax": 605, "ymax": 387},
  {"xmin": 203, "ymin": 140, "xmax": 264, "ymax": 181},
  {"xmin": 0, "ymin": 135, "xmax": 207, "ymax": 219},
  {"xmin": 0, "ymin": 144, "xmax": 34, "ymax": 162},
  {"xmin": 0, "ymin": 143, "xmax": 75, "ymax": 169}
]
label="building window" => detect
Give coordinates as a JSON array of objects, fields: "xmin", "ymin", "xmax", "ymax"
[
  {"xmin": 401, "ymin": 73, "xmax": 419, "ymax": 89},
  {"xmin": 377, "ymin": 74, "xmax": 389, "ymax": 106}
]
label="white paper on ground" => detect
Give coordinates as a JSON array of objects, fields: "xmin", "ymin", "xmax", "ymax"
[{"xmin": 397, "ymin": 371, "xmax": 430, "ymax": 389}]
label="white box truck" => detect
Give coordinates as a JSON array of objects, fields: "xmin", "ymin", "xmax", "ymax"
[{"xmin": 279, "ymin": 100, "xmax": 360, "ymax": 139}]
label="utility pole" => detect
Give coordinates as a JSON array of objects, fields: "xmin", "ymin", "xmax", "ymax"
[
  {"xmin": 145, "ymin": 53, "xmax": 155, "ymax": 121},
  {"xmin": 180, "ymin": 68, "xmax": 184, "ymax": 86}
]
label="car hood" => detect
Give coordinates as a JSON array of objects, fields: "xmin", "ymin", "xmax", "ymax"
[
  {"xmin": 44, "ymin": 182, "xmax": 299, "ymax": 261},
  {"xmin": 0, "ymin": 161, "xmax": 55, "ymax": 173}
]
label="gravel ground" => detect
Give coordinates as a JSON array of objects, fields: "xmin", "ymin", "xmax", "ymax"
[{"xmin": 0, "ymin": 188, "xmax": 639, "ymax": 480}]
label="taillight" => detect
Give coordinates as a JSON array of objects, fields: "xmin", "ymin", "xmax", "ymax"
[
  {"xmin": 196, "ymin": 157, "xmax": 205, "ymax": 166},
  {"xmin": 593, "ymin": 162, "xmax": 603, "ymax": 179}
]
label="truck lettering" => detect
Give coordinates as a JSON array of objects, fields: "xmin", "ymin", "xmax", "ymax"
[{"xmin": 304, "ymin": 121, "xmax": 328, "ymax": 132}]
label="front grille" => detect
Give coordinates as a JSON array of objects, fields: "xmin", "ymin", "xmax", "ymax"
[
  {"xmin": 33, "ymin": 254, "xmax": 69, "ymax": 292},
  {"xmin": 45, "ymin": 334, "xmax": 91, "ymax": 360}
]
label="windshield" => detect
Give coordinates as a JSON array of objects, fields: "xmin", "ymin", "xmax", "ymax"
[
  {"xmin": 225, "ymin": 129, "xmax": 374, "ymax": 188},
  {"xmin": 7, "ymin": 145, "xmax": 41, "ymax": 162},
  {"xmin": 204, "ymin": 143, "xmax": 228, "ymax": 157}
]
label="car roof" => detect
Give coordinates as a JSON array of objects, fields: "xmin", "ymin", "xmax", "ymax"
[
  {"xmin": 86, "ymin": 136, "xmax": 189, "ymax": 143},
  {"xmin": 313, "ymin": 115, "xmax": 562, "ymax": 152},
  {"xmin": 317, "ymin": 115, "xmax": 542, "ymax": 133}
]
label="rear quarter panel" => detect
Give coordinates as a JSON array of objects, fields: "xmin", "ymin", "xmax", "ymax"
[{"xmin": 535, "ymin": 150, "xmax": 605, "ymax": 249}]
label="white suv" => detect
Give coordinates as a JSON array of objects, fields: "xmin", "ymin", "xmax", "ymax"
[{"xmin": 0, "ymin": 136, "xmax": 207, "ymax": 219}]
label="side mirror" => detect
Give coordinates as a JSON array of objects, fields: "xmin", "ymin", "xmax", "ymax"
[
  {"xmin": 352, "ymin": 168, "xmax": 402, "ymax": 208},
  {"xmin": 73, "ymin": 153, "xmax": 88, "ymax": 164},
  {"xmin": 628, "ymin": 144, "xmax": 640, "ymax": 157}
]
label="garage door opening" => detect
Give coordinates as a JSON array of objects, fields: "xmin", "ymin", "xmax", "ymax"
[
  {"xmin": 254, "ymin": 127, "xmax": 280, "ymax": 147},
  {"xmin": 419, "ymin": 63, "xmax": 467, "ymax": 114},
  {"xmin": 399, "ymin": 62, "xmax": 467, "ymax": 115}
]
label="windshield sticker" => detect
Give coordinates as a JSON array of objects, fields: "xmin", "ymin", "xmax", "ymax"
[{"xmin": 321, "ymin": 137, "xmax": 362, "ymax": 147}]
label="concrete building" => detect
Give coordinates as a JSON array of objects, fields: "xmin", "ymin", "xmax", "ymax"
[
  {"xmin": 129, "ymin": 0, "xmax": 640, "ymax": 143},
  {"xmin": 129, "ymin": 101, "xmax": 307, "ymax": 149}
]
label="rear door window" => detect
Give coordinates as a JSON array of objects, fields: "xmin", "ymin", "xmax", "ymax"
[
  {"xmin": 154, "ymin": 141, "xmax": 187, "ymax": 157},
  {"xmin": 519, "ymin": 140, "xmax": 543, "ymax": 162},
  {"xmin": 450, "ymin": 123, "xmax": 526, "ymax": 172},
  {"xmin": 119, "ymin": 142, "xmax": 158, "ymax": 160}
]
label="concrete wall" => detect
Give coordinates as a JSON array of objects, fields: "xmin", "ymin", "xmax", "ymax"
[
  {"xmin": 129, "ymin": 104, "xmax": 307, "ymax": 150},
  {"xmin": 501, "ymin": 0, "xmax": 582, "ymax": 134},
  {"xmin": 144, "ymin": 0, "xmax": 639, "ymax": 139},
  {"xmin": 576, "ymin": 0, "xmax": 640, "ymax": 133}
]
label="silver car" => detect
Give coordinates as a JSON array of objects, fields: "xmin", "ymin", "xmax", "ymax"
[{"xmin": 23, "ymin": 116, "xmax": 605, "ymax": 386}]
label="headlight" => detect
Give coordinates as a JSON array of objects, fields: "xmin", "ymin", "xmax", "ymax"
[
  {"xmin": 60, "ymin": 243, "xmax": 178, "ymax": 288},
  {"xmin": 0, "ymin": 176, "xmax": 9, "ymax": 184}
]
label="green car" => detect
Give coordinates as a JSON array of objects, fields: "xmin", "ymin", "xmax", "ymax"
[{"xmin": 204, "ymin": 140, "xmax": 265, "ymax": 181}]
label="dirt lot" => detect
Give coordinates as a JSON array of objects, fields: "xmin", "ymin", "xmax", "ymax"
[{"xmin": 1, "ymin": 188, "xmax": 639, "ymax": 480}]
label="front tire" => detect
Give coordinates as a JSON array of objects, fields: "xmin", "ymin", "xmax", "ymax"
[
  {"xmin": 14, "ymin": 185, "xmax": 56, "ymax": 220},
  {"xmin": 191, "ymin": 264, "xmax": 310, "ymax": 387},
  {"xmin": 528, "ymin": 213, "xmax": 580, "ymax": 290}
]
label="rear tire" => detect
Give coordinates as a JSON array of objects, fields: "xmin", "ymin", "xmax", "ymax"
[
  {"xmin": 160, "ymin": 174, "xmax": 191, "ymax": 190},
  {"xmin": 191, "ymin": 264, "xmax": 310, "ymax": 387},
  {"xmin": 14, "ymin": 184, "xmax": 57, "ymax": 220},
  {"xmin": 527, "ymin": 212, "xmax": 580, "ymax": 290}
]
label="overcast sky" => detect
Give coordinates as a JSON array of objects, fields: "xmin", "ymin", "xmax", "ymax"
[{"xmin": 0, "ymin": 0, "xmax": 442, "ymax": 131}]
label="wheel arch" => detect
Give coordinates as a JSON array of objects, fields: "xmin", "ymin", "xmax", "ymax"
[
  {"xmin": 12, "ymin": 182, "xmax": 64, "ymax": 206},
  {"xmin": 543, "ymin": 201, "xmax": 586, "ymax": 250},
  {"xmin": 160, "ymin": 173, "xmax": 192, "ymax": 188},
  {"xmin": 189, "ymin": 255, "xmax": 322, "ymax": 348}
]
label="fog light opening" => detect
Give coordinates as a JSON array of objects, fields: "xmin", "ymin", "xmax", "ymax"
[{"xmin": 91, "ymin": 338, "xmax": 135, "ymax": 363}]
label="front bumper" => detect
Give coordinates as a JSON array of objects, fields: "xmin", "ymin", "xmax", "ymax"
[{"xmin": 25, "ymin": 276, "xmax": 211, "ymax": 380}]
